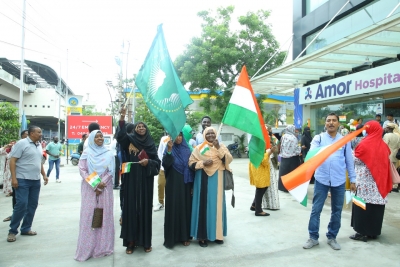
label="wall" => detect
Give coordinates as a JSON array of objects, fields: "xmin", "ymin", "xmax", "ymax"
[{"xmin": 22, "ymin": 88, "xmax": 63, "ymax": 118}]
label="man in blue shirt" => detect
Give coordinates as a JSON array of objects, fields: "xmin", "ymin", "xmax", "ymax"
[
  {"xmin": 46, "ymin": 137, "xmax": 63, "ymax": 183},
  {"xmin": 303, "ymin": 113, "xmax": 356, "ymax": 251}
]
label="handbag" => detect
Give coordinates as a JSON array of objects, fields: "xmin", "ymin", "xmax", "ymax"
[
  {"xmin": 91, "ymin": 196, "xmax": 103, "ymax": 229},
  {"xmin": 223, "ymin": 169, "xmax": 235, "ymax": 208},
  {"xmin": 390, "ymin": 162, "xmax": 400, "ymax": 184},
  {"xmin": 224, "ymin": 170, "xmax": 234, "ymax": 190}
]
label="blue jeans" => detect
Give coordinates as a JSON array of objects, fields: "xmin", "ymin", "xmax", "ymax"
[
  {"xmin": 308, "ymin": 180, "xmax": 345, "ymax": 240},
  {"xmin": 9, "ymin": 179, "xmax": 41, "ymax": 235},
  {"xmin": 47, "ymin": 158, "xmax": 60, "ymax": 179}
]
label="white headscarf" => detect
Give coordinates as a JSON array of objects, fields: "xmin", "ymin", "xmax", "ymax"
[{"xmin": 80, "ymin": 130, "xmax": 115, "ymax": 176}]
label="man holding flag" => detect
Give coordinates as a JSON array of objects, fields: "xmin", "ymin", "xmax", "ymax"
[{"xmin": 303, "ymin": 113, "xmax": 356, "ymax": 251}]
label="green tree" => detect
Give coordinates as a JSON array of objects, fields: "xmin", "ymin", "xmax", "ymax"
[
  {"xmin": 82, "ymin": 106, "xmax": 106, "ymax": 116},
  {"xmin": 0, "ymin": 102, "xmax": 20, "ymax": 145},
  {"xmin": 174, "ymin": 6, "xmax": 286, "ymax": 122},
  {"xmin": 185, "ymin": 110, "xmax": 206, "ymax": 132}
]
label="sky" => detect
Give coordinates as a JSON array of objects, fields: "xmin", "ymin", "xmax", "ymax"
[{"xmin": 0, "ymin": 0, "xmax": 293, "ymax": 108}]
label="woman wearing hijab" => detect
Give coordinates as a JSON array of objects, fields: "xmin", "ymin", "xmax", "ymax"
[
  {"xmin": 163, "ymin": 132, "xmax": 194, "ymax": 248},
  {"xmin": 262, "ymin": 125, "xmax": 280, "ymax": 211},
  {"xmin": 351, "ymin": 124, "xmax": 364, "ymax": 150},
  {"xmin": 189, "ymin": 127, "xmax": 233, "ymax": 247},
  {"xmin": 75, "ymin": 130, "xmax": 115, "ymax": 262},
  {"xmin": 301, "ymin": 127, "xmax": 312, "ymax": 159},
  {"xmin": 278, "ymin": 125, "xmax": 301, "ymax": 192},
  {"xmin": 350, "ymin": 121, "xmax": 392, "ymax": 241},
  {"xmin": 117, "ymin": 109, "xmax": 161, "ymax": 254}
]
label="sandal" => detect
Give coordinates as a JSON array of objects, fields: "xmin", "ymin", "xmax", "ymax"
[
  {"xmin": 144, "ymin": 247, "xmax": 152, "ymax": 253},
  {"xmin": 199, "ymin": 240, "xmax": 208, "ymax": 247},
  {"xmin": 126, "ymin": 242, "xmax": 135, "ymax": 254},
  {"xmin": 182, "ymin": 241, "xmax": 190, "ymax": 246},
  {"xmin": 3, "ymin": 216, "xmax": 11, "ymax": 222},
  {"xmin": 349, "ymin": 233, "xmax": 367, "ymax": 242},
  {"xmin": 250, "ymin": 205, "xmax": 255, "ymax": 211},
  {"xmin": 21, "ymin": 230, "xmax": 37, "ymax": 236},
  {"xmin": 7, "ymin": 233, "xmax": 16, "ymax": 242},
  {"xmin": 126, "ymin": 247, "xmax": 134, "ymax": 254}
]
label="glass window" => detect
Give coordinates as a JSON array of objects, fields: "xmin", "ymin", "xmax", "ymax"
[
  {"xmin": 305, "ymin": 0, "xmax": 400, "ymax": 54},
  {"xmin": 309, "ymin": 95, "xmax": 384, "ymax": 133},
  {"xmin": 306, "ymin": 0, "xmax": 329, "ymax": 14}
]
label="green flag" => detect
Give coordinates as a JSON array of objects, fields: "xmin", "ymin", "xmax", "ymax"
[{"xmin": 135, "ymin": 24, "xmax": 193, "ymax": 140}]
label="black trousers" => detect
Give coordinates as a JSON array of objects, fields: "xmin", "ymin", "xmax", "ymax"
[
  {"xmin": 114, "ymin": 156, "xmax": 120, "ymax": 187},
  {"xmin": 252, "ymin": 187, "xmax": 268, "ymax": 213}
]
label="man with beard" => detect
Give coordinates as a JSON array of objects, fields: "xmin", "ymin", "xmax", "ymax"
[{"xmin": 46, "ymin": 136, "xmax": 63, "ymax": 183}]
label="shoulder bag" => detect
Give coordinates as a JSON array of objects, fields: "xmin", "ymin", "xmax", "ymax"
[
  {"xmin": 91, "ymin": 196, "xmax": 103, "ymax": 229},
  {"xmin": 223, "ymin": 168, "xmax": 235, "ymax": 208},
  {"xmin": 390, "ymin": 162, "xmax": 400, "ymax": 184}
]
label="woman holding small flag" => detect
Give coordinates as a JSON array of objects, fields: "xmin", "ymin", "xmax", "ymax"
[
  {"xmin": 162, "ymin": 131, "xmax": 194, "ymax": 248},
  {"xmin": 278, "ymin": 125, "xmax": 301, "ymax": 192},
  {"xmin": 75, "ymin": 130, "xmax": 115, "ymax": 261},
  {"xmin": 117, "ymin": 108, "xmax": 161, "ymax": 254},
  {"xmin": 350, "ymin": 120, "xmax": 392, "ymax": 242},
  {"xmin": 189, "ymin": 127, "xmax": 232, "ymax": 247}
]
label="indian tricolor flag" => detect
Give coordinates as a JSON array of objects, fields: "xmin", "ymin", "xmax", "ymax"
[
  {"xmin": 352, "ymin": 195, "xmax": 366, "ymax": 210},
  {"xmin": 121, "ymin": 162, "xmax": 132, "ymax": 174},
  {"xmin": 85, "ymin": 172, "xmax": 101, "ymax": 188},
  {"xmin": 198, "ymin": 142, "xmax": 210, "ymax": 155},
  {"xmin": 222, "ymin": 66, "xmax": 270, "ymax": 167},
  {"xmin": 282, "ymin": 125, "xmax": 367, "ymax": 207}
]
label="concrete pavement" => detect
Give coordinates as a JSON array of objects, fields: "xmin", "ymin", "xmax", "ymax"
[{"xmin": 1, "ymin": 157, "xmax": 400, "ymax": 267}]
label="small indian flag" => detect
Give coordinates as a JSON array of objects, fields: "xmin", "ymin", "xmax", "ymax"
[
  {"xmin": 198, "ymin": 142, "xmax": 210, "ymax": 155},
  {"xmin": 352, "ymin": 195, "xmax": 366, "ymax": 210},
  {"xmin": 121, "ymin": 162, "xmax": 132, "ymax": 174},
  {"xmin": 85, "ymin": 172, "xmax": 101, "ymax": 188}
]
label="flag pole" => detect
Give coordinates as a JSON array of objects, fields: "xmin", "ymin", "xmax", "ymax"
[
  {"xmin": 123, "ymin": 87, "xmax": 135, "ymax": 108},
  {"xmin": 216, "ymin": 123, "xmax": 224, "ymax": 138}
]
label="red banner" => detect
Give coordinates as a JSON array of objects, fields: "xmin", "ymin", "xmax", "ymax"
[{"xmin": 67, "ymin": 116, "xmax": 113, "ymax": 139}]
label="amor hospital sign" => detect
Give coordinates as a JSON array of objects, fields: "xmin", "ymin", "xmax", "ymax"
[{"xmin": 299, "ymin": 61, "xmax": 400, "ymax": 105}]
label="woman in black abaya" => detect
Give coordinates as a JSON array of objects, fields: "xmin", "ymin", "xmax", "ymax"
[{"xmin": 117, "ymin": 109, "xmax": 160, "ymax": 254}]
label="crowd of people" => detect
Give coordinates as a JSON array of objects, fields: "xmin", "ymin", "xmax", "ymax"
[{"xmin": 1, "ymin": 111, "xmax": 399, "ymax": 261}]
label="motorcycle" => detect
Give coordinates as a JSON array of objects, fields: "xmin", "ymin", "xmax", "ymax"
[
  {"xmin": 227, "ymin": 142, "xmax": 241, "ymax": 158},
  {"xmin": 244, "ymin": 146, "xmax": 249, "ymax": 158},
  {"xmin": 71, "ymin": 152, "xmax": 81, "ymax": 166}
]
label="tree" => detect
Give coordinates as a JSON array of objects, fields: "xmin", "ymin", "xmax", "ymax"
[
  {"xmin": 186, "ymin": 110, "xmax": 206, "ymax": 132},
  {"xmin": 82, "ymin": 106, "xmax": 106, "ymax": 116},
  {"xmin": 174, "ymin": 6, "xmax": 286, "ymax": 122},
  {"xmin": 0, "ymin": 102, "xmax": 20, "ymax": 145},
  {"xmin": 135, "ymin": 98, "xmax": 164, "ymax": 146}
]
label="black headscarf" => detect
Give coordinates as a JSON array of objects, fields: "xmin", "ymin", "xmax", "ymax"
[
  {"xmin": 303, "ymin": 126, "xmax": 312, "ymax": 143},
  {"xmin": 127, "ymin": 121, "xmax": 157, "ymax": 159}
]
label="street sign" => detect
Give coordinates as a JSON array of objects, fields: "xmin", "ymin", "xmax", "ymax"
[{"xmin": 67, "ymin": 116, "xmax": 113, "ymax": 139}]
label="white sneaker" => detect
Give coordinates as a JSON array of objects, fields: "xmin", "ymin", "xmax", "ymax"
[
  {"xmin": 327, "ymin": 238, "xmax": 341, "ymax": 250},
  {"xmin": 56, "ymin": 179, "xmax": 61, "ymax": 183},
  {"xmin": 153, "ymin": 203, "xmax": 164, "ymax": 211}
]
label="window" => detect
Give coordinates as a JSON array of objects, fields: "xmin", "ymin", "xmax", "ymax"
[
  {"xmin": 305, "ymin": 0, "xmax": 400, "ymax": 54},
  {"xmin": 29, "ymin": 105, "xmax": 32, "ymax": 107},
  {"xmin": 42, "ymin": 105, "xmax": 45, "ymax": 108},
  {"xmin": 34, "ymin": 105, "xmax": 37, "ymax": 107},
  {"xmin": 24, "ymin": 104, "xmax": 27, "ymax": 107},
  {"xmin": 220, "ymin": 133, "xmax": 233, "ymax": 142},
  {"xmin": 47, "ymin": 105, "xmax": 50, "ymax": 108},
  {"xmin": 306, "ymin": 0, "xmax": 328, "ymax": 14}
]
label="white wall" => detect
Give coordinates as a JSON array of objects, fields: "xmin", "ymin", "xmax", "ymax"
[{"xmin": 22, "ymin": 88, "xmax": 63, "ymax": 118}]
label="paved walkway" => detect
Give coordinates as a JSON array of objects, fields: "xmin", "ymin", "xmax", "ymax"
[{"xmin": 1, "ymin": 157, "xmax": 400, "ymax": 267}]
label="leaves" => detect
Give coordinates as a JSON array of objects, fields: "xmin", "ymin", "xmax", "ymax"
[
  {"xmin": 0, "ymin": 102, "xmax": 20, "ymax": 145},
  {"xmin": 174, "ymin": 6, "xmax": 286, "ymax": 123}
]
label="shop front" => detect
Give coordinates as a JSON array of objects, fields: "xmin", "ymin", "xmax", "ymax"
[{"xmin": 299, "ymin": 61, "xmax": 400, "ymax": 133}]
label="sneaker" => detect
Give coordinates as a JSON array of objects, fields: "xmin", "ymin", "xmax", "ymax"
[
  {"xmin": 153, "ymin": 203, "xmax": 164, "ymax": 212},
  {"xmin": 303, "ymin": 238, "xmax": 319, "ymax": 249},
  {"xmin": 56, "ymin": 179, "xmax": 61, "ymax": 183},
  {"xmin": 327, "ymin": 238, "xmax": 341, "ymax": 250}
]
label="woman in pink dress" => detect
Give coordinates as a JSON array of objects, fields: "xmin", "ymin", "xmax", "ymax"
[{"xmin": 74, "ymin": 130, "xmax": 115, "ymax": 261}]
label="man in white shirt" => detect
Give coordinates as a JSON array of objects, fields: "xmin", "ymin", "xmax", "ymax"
[
  {"xmin": 154, "ymin": 135, "xmax": 170, "ymax": 211},
  {"xmin": 382, "ymin": 113, "xmax": 399, "ymax": 129}
]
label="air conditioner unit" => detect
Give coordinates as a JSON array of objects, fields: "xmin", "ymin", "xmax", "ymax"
[{"xmin": 27, "ymin": 84, "xmax": 36, "ymax": 93}]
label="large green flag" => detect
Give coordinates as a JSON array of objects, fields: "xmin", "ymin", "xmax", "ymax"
[{"xmin": 135, "ymin": 24, "xmax": 193, "ymax": 140}]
